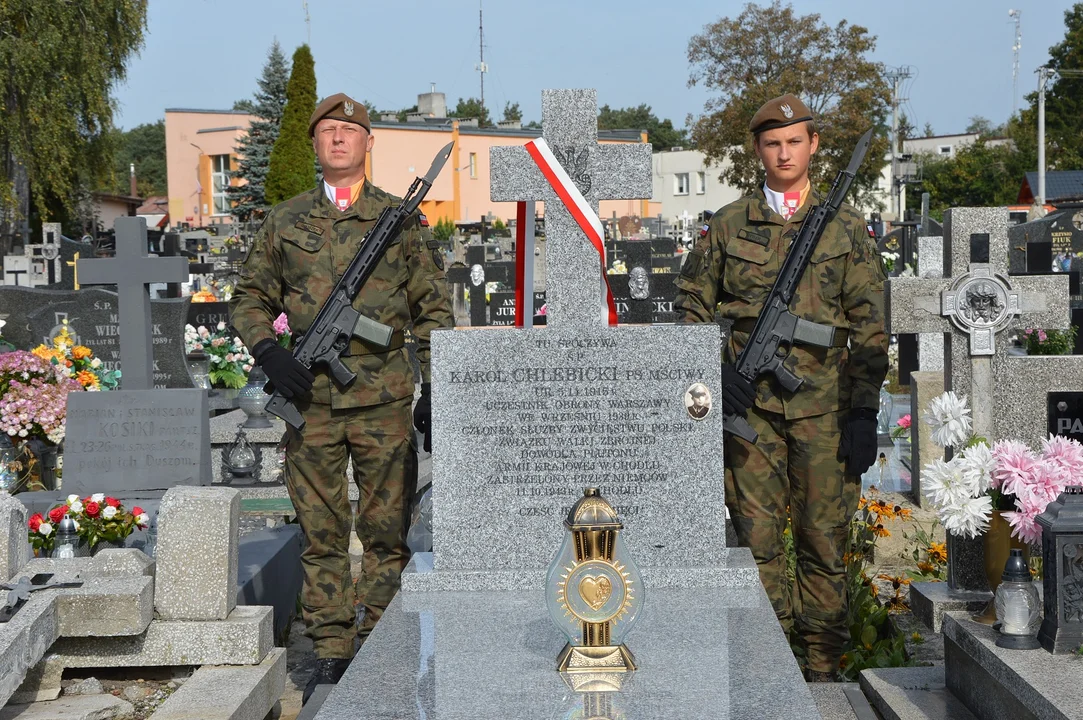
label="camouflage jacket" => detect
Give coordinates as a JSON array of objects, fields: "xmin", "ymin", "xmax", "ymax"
[
  {"xmin": 230, "ymin": 180, "xmax": 452, "ymax": 409},
  {"xmin": 674, "ymin": 188, "xmax": 888, "ymax": 419}
]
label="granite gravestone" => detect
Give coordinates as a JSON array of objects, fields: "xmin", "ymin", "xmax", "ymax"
[
  {"xmin": 429, "ymin": 89, "xmax": 736, "ymax": 582},
  {"xmin": 446, "ymin": 245, "xmax": 514, "ymax": 326},
  {"xmin": 0, "ymin": 287, "xmax": 194, "ymax": 388},
  {"xmin": 1049, "ymin": 392, "xmax": 1083, "ymax": 443},
  {"xmin": 187, "ymin": 301, "xmax": 231, "ymax": 330},
  {"xmin": 917, "ymin": 235, "xmax": 945, "ymax": 371}
]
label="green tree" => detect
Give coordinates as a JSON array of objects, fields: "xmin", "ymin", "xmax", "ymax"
[
  {"xmin": 501, "ymin": 102, "xmax": 523, "ymax": 124},
  {"xmin": 597, "ymin": 104, "xmax": 688, "ymax": 151},
  {"xmin": 0, "ymin": 0, "xmax": 148, "ymax": 248},
  {"xmin": 229, "ymin": 41, "xmax": 290, "ymax": 221},
  {"xmin": 1016, "ymin": 4, "xmax": 1083, "ymax": 171},
  {"xmin": 911, "ymin": 139, "xmax": 1036, "ymax": 217},
  {"xmin": 896, "ymin": 112, "xmax": 916, "ymax": 151},
  {"xmin": 109, "ymin": 120, "xmax": 167, "ymax": 198},
  {"xmin": 233, "ymin": 99, "xmax": 257, "ymax": 113},
  {"xmin": 265, "ymin": 45, "xmax": 317, "ymax": 206},
  {"xmin": 923, "ymin": 122, "xmax": 936, "ymax": 137},
  {"xmin": 965, "ymin": 115, "xmax": 1005, "ymax": 137},
  {"xmin": 687, "ymin": 1, "xmax": 890, "ymax": 207},
  {"xmin": 452, "ymin": 97, "xmax": 492, "ymax": 127}
]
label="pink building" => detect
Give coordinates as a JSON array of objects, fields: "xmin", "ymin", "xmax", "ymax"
[{"xmin": 164, "ymin": 107, "xmax": 658, "ymax": 228}]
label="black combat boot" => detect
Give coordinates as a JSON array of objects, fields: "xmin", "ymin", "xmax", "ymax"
[{"xmin": 303, "ymin": 657, "xmax": 352, "ymax": 705}]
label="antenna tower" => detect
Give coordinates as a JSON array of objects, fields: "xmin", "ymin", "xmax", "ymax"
[
  {"xmin": 474, "ymin": 2, "xmax": 488, "ymax": 110},
  {"xmin": 1009, "ymin": 9, "xmax": 1022, "ymax": 116}
]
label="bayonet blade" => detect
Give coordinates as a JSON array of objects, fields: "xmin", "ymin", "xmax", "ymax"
[
  {"xmin": 424, "ymin": 142, "xmax": 455, "ymax": 185},
  {"xmin": 845, "ymin": 128, "xmax": 874, "ymax": 178}
]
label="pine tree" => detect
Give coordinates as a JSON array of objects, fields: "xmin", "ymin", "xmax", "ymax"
[
  {"xmin": 264, "ymin": 45, "xmax": 317, "ymax": 206},
  {"xmin": 228, "ymin": 41, "xmax": 290, "ymax": 222}
]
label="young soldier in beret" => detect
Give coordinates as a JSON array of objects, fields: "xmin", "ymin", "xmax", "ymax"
[
  {"xmin": 675, "ymin": 93, "xmax": 887, "ymax": 681},
  {"xmin": 230, "ymin": 93, "xmax": 452, "ymax": 702}
]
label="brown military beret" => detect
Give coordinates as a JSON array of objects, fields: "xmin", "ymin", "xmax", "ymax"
[
  {"xmin": 749, "ymin": 94, "xmax": 813, "ymax": 134},
  {"xmin": 308, "ymin": 93, "xmax": 371, "ymax": 136}
]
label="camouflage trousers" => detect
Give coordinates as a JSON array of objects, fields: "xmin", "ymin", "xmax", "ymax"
[
  {"xmin": 724, "ymin": 405, "xmax": 859, "ymax": 673},
  {"xmin": 283, "ymin": 396, "xmax": 416, "ymax": 659}
]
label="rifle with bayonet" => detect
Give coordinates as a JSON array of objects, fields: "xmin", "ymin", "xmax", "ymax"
[
  {"xmin": 264, "ymin": 141, "xmax": 454, "ymax": 431},
  {"xmin": 724, "ymin": 128, "xmax": 874, "ymax": 443}
]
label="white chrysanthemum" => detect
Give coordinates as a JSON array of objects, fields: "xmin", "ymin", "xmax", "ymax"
[
  {"xmin": 922, "ymin": 456, "xmax": 974, "ymax": 509},
  {"xmin": 959, "ymin": 441, "xmax": 995, "ymax": 494},
  {"xmin": 924, "ymin": 391, "xmax": 972, "ymax": 448},
  {"xmin": 940, "ymin": 494, "xmax": 993, "ymax": 539},
  {"xmin": 102, "ymin": 506, "xmax": 117, "ymax": 520}
]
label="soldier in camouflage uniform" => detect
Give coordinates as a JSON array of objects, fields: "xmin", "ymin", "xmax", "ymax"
[
  {"xmin": 674, "ymin": 94, "xmax": 887, "ymax": 680},
  {"xmin": 230, "ymin": 93, "xmax": 452, "ymax": 702}
]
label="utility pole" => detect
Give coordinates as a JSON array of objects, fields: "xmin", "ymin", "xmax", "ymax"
[
  {"xmin": 474, "ymin": 2, "xmax": 488, "ymax": 111},
  {"xmin": 302, "ymin": 1, "xmax": 311, "ymax": 45},
  {"xmin": 884, "ymin": 66, "xmax": 913, "ymax": 219},
  {"xmin": 1009, "ymin": 9, "xmax": 1022, "ymax": 117}
]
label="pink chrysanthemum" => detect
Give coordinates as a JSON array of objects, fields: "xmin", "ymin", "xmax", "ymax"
[{"xmin": 991, "ymin": 440, "xmax": 1039, "ymax": 495}]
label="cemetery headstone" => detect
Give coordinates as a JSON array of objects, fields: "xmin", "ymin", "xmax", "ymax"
[
  {"xmin": 445, "ymin": 245, "xmax": 514, "ymax": 326},
  {"xmin": 1049, "ymin": 392, "xmax": 1083, "ymax": 443},
  {"xmin": 187, "ymin": 301, "xmax": 231, "ymax": 330},
  {"xmin": 77, "ymin": 218, "xmax": 189, "ymax": 390},
  {"xmin": 917, "ymin": 235, "xmax": 945, "ymax": 371}
]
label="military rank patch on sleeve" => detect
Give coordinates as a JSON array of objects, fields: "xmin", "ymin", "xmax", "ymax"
[{"xmin": 432, "ymin": 249, "xmax": 444, "ymax": 270}]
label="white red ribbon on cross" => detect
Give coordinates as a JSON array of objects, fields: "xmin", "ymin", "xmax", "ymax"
[{"xmin": 523, "ymin": 138, "xmax": 618, "ymax": 326}]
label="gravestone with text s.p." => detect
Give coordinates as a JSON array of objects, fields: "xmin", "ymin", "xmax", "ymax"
[
  {"xmin": 60, "ymin": 217, "xmax": 211, "ymax": 497},
  {"xmin": 313, "ymin": 89, "xmax": 816, "ymax": 720}
]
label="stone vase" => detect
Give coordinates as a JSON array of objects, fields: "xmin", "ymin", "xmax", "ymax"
[{"xmin": 23, "ymin": 439, "xmax": 59, "ymax": 492}]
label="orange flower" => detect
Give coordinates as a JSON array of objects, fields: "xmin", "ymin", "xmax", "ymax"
[
  {"xmin": 867, "ymin": 500, "xmax": 895, "ymax": 519},
  {"xmin": 76, "ymin": 370, "xmax": 99, "ymax": 388},
  {"xmin": 928, "ymin": 542, "xmax": 947, "ymax": 564},
  {"xmin": 858, "ymin": 496, "xmax": 869, "ymax": 509},
  {"xmin": 895, "ymin": 506, "xmax": 913, "ymax": 520},
  {"xmin": 878, "ymin": 574, "xmax": 911, "ymax": 590},
  {"xmin": 917, "ymin": 561, "xmax": 937, "ymax": 574},
  {"xmin": 870, "ymin": 523, "xmax": 891, "ymax": 538},
  {"xmin": 71, "ymin": 345, "xmax": 92, "ymax": 360}
]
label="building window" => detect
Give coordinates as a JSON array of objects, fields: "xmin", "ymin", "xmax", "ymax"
[
  {"xmin": 674, "ymin": 172, "xmax": 689, "ymax": 196},
  {"xmin": 211, "ymin": 154, "xmax": 231, "ymax": 215},
  {"xmin": 469, "ymin": 152, "xmax": 478, "ymax": 179},
  {"xmin": 938, "ymin": 145, "xmax": 952, "ymax": 156},
  {"xmin": 696, "ymin": 171, "xmax": 706, "ymax": 195}
]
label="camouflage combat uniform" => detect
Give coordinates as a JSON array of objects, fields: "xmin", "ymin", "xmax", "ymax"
[
  {"xmin": 230, "ymin": 181, "xmax": 452, "ymax": 658},
  {"xmin": 675, "ymin": 188, "xmax": 888, "ymax": 673}
]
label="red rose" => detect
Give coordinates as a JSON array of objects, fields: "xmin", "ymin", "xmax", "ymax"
[
  {"xmin": 132, "ymin": 506, "xmax": 144, "ymax": 516},
  {"xmin": 85, "ymin": 501, "xmax": 100, "ymax": 517},
  {"xmin": 105, "ymin": 497, "xmax": 120, "ymax": 508},
  {"xmin": 28, "ymin": 513, "xmax": 43, "ymax": 532},
  {"xmin": 48, "ymin": 506, "xmax": 66, "ymax": 524}
]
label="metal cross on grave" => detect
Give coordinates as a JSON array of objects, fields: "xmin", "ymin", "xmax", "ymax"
[
  {"xmin": 445, "ymin": 244, "xmax": 514, "ymax": 326},
  {"xmin": 490, "ymin": 89, "xmax": 652, "ymax": 328},
  {"xmin": 77, "ymin": 217, "xmax": 189, "ymax": 390},
  {"xmin": 886, "ymin": 207, "xmax": 1069, "ymax": 443}
]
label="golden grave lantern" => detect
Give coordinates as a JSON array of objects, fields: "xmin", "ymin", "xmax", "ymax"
[{"xmin": 547, "ymin": 488, "xmax": 644, "ymax": 674}]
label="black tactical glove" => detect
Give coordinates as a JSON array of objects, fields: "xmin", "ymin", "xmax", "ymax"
[
  {"xmin": 413, "ymin": 383, "xmax": 432, "ymax": 454},
  {"xmin": 721, "ymin": 363, "xmax": 756, "ymax": 418},
  {"xmin": 253, "ymin": 338, "xmax": 314, "ymax": 400},
  {"xmin": 840, "ymin": 407, "xmax": 879, "ymax": 475}
]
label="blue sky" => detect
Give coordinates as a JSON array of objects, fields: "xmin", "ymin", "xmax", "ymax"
[{"xmin": 114, "ymin": 0, "xmax": 1075, "ymax": 135}]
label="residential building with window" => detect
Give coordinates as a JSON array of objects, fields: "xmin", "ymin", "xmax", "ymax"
[
  {"xmin": 165, "ymin": 108, "xmax": 252, "ymax": 228},
  {"xmin": 651, "ymin": 148, "xmax": 742, "ymax": 224}
]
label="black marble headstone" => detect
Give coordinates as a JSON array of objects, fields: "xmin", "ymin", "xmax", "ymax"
[
  {"xmin": 488, "ymin": 292, "xmax": 517, "ymax": 326},
  {"xmin": 187, "ymin": 301, "xmax": 231, "ymax": 329},
  {"xmin": 970, "ymin": 233, "xmax": 990, "ymax": 264},
  {"xmin": 1049, "ymin": 392, "xmax": 1083, "ymax": 443},
  {"xmin": 0, "ymin": 287, "xmax": 194, "ymax": 388}
]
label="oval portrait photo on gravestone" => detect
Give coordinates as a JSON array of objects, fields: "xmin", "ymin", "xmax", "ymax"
[{"xmin": 685, "ymin": 382, "xmax": 712, "ymax": 421}]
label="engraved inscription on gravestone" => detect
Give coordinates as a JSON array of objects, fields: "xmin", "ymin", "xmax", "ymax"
[
  {"xmin": 1049, "ymin": 392, "xmax": 1083, "ymax": 443},
  {"xmin": 63, "ymin": 390, "xmax": 211, "ymax": 496}
]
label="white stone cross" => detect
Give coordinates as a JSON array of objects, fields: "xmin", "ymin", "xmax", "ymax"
[
  {"xmin": 490, "ymin": 89, "xmax": 652, "ymax": 328},
  {"xmin": 886, "ymin": 207, "xmax": 1069, "ymax": 441},
  {"xmin": 77, "ymin": 217, "xmax": 189, "ymax": 390}
]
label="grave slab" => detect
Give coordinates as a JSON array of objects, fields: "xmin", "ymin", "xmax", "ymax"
[
  {"xmin": 11, "ymin": 550, "xmax": 155, "ymax": 582},
  {"xmin": 909, "ymin": 371, "xmax": 945, "ymax": 508},
  {"xmin": 235, "ymin": 525, "xmax": 302, "ymax": 642},
  {"xmin": 148, "ymin": 646, "xmax": 286, "ymax": 720},
  {"xmin": 943, "ymin": 612, "xmax": 1082, "ymax": 720},
  {"xmin": 0, "ymin": 594, "xmax": 59, "ymax": 708},
  {"xmin": 155, "ymin": 486, "xmax": 239, "ymax": 621},
  {"xmin": 0, "ymin": 495, "xmax": 31, "ymax": 582},
  {"xmin": 909, "ymin": 581, "xmax": 991, "ymax": 632},
  {"xmin": 0, "ymin": 694, "xmax": 135, "ymax": 720},
  {"xmin": 806, "ymin": 683, "xmax": 864, "ymax": 720},
  {"xmin": 313, "ymin": 584, "xmax": 820, "ymax": 720},
  {"xmin": 860, "ymin": 666, "xmax": 977, "ymax": 720},
  {"xmin": 55, "ymin": 576, "xmax": 153, "ymax": 637}
]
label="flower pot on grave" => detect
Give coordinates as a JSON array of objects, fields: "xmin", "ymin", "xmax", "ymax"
[
  {"xmin": 974, "ymin": 510, "xmax": 1031, "ymax": 624},
  {"xmin": 23, "ymin": 439, "xmax": 59, "ymax": 492}
]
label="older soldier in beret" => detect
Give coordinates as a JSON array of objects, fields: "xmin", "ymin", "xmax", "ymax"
[
  {"xmin": 675, "ymin": 93, "xmax": 887, "ymax": 681},
  {"xmin": 230, "ymin": 93, "xmax": 452, "ymax": 702}
]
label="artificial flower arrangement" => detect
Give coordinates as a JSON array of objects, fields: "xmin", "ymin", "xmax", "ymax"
[
  {"xmin": 30, "ymin": 321, "xmax": 120, "ymax": 391},
  {"xmin": 190, "ymin": 289, "xmax": 218, "ymax": 303},
  {"xmin": 891, "ymin": 414, "xmax": 911, "ymax": 441},
  {"xmin": 920, "ymin": 390, "xmax": 1083, "ymax": 543},
  {"xmin": 184, "ymin": 322, "xmax": 254, "ymax": 389},
  {"xmin": 28, "ymin": 494, "xmax": 149, "ymax": 555},
  {"xmin": 273, "ymin": 312, "xmax": 291, "ymax": 348},
  {"xmin": 1019, "ymin": 327, "xmax": 1078, "ymax": 356}
]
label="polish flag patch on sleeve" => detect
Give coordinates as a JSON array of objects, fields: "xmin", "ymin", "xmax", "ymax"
[
  {"xmin": 418, "ymin": 214, "xmax": 430, "ymax": 227},
  {"xmin": 699, "ymin": 223, "xmax": 710, "ymax": 238}
]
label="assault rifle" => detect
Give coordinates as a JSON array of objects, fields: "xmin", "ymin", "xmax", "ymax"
[
  {"xmin": 265, "ymin": 142, "xmax": 454, "ymax": 431},
  {"xmin": 724, "ymin": 128, "xmax": 873, "ymax": 443}
]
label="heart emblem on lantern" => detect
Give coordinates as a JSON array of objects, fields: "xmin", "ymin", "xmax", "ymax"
[{"xmin": 578, "ymin": 575, "xmax": 613, "ymax": 610}]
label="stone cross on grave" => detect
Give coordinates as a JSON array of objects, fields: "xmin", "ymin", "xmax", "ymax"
[
  {"xmin": 77, "ymin": 217, "xmax": 189, "ymax": 390},
  {"xmin": 490, "ymin": 89, "xmax": 652, "ymax": 327},
  {"xmin": 886, "ymin": 207, "xmax": 1069, "ymax": 443},
  {"xmin": 445, "ymin": 244, "xmax": 513, "ymax": 326}
]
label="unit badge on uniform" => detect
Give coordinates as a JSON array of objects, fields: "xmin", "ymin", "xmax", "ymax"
[
  {"xmin": 344, "ymin": 101, "xmax": 355, "ymax": 117},
  {"xmin": 781, "ymin": 103, "xmax": 794, "ymax": 119}
]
